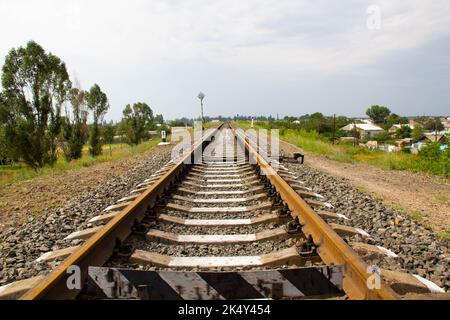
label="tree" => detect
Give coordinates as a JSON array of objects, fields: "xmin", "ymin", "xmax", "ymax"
[
  {"xmin": 366, "ymin": 105, "xmax": 391, "ymax": 125},
  {"xmin": 87, "ymin": 84, "xmax": 109, "ymax": 156},
  {"xmin": 372, "ymin": 131, "xmax": 390, "ymax": 143},
  {"xmin": 62, "ymin": 87, "xmax": 88, "ymax": 160},
  {"xmin": 120, "ymin": 102, "xmax": 154, "ymax": 145},
  {"xmin": 385, "ymin": 113, "xmax": 408, "ymax": 130},
  {"xmin": 419, "ymin": 142, "xmax": 441, "ymax": 160},
  {"xmin": 154, "ymin": 114, "xmax": 164, "ymax": 124},
  {"xmin": 395, "ymin": 125, "xmax": 412, "ymax": 139},
  {"xmin": 423, "ymin": 117, "xmax": 444, "ymax": 132},
  {"xmin": 0, "ymin": 41, "xmax": 71, "ymax": 169},
  {"xmin": 102, "ymin": 121, "xmax": 116, "ymax": 156},
  {"xmin": 412, "ymin": 125, "xmax": 425, "ymax": 141}
]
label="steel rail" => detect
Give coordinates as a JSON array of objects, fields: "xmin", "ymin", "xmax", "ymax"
[
  {"xmin": 232, "ymin": 125, "xmax": 400, "ymax": 300},
  {"xmin": 20, "ymin": 125, "xmax": 222, "ymax": 300}
]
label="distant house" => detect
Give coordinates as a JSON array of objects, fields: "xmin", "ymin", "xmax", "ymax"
[
  {"xmin": 293, "ymin": 120, "xmax": 300, "ymax": 124},
  {"xmin": 441, "ymin": 118, "xmax": 450, "ymax": 133},
  {"xmin": 388, "ymin": 123, "xmax": 414, "ymax": 134},
  {"xmin": 340, "ymin": 123, "xmax": 384, "ymax": 138},
  {"xmin": 422, "ymin": 134, "xmax": 447, "ymax": 143}
]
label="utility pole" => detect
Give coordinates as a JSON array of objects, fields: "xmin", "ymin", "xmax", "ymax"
[
  {"xmin": 435, "ymin": 118, "xmax": 438, "ymax": 142},
  {"xmin": 332, "ymin": 114, "xmax": 336, "ymax": 145}
]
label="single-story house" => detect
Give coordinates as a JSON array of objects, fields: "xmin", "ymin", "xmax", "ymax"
[
  {"xmin": 388, "ymin": 124, "xmax": 414, "ymax": 134},
  {"xmin": 421, "ymin": 133, "xmax": 447, "ymax": 143},
  {"xmin": 340, "ymin": 123, "xmax": 384, "ymax": 138}
]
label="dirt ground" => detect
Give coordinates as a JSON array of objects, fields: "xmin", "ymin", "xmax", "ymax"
[
  {"xmin": 280, "ymin": 140, "xmax": 450, "ymax": 233},
  {"xmin": 0, "ymin": 144, "xmax": 173, "ymax": 233}
]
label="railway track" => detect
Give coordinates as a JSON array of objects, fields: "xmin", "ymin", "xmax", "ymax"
[{"xmin": 0, "ymin": 123, "xmax": 446, "ymax": 300}]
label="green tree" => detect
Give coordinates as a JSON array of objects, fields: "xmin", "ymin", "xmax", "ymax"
[
  {"xmin": 102, "ymin": 121, "xmax": 116, "ymax": 156},
  {"xmin": 366, "ymin": 105, "xmax": 391, "ymax": 125},
  {"xmin": 419, "ymin": 142, "xmax": 441, "ymax": 160},
  {"xmin": 412, "ymin": 125, "xmax": 425, "ymax": 141},
  {"xmin": 63, "ymin": 87, "xmax": 88, "ymax": 160},
  {"xmin": 395, "ymin": 125, "xmax": 412, "ymax": 139},
  {"xmin": 372, "ymin": 131, "xmax": 390, "ymax": 143},
  {"xmin": 385, "ymin": 113, "xmax": 408, "ymax": 130},
  {"xmin": 423, "ymin": 117, "xmax": 444, "ymax": 131},
  {"xmin": 0, "ymin": 41, "xmax": 71, "ymax": 169},
  {"xmin": 120, "ymin": 102, "xmax": 154, "ymax": 145},
  {"xmin": 87, "ymin": 84, "xmax": 109, "ymax": 156},
  {"xmin": 154, "ymin": 114, "xmax": 164, "ymax": 124}
]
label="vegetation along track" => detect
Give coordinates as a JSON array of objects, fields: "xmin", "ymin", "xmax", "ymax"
[{"xmin": 0, "ymin": 123, "xmax": 447, "ymax": 300}]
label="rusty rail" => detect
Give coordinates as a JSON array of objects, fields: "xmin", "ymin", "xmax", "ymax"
[
  {"xmin": 20, "ymin": 125, "xmax": 222, "ymax": 300},
  {"xmin": 232, "ymin": 125, "xmax": 400, "ymax": 300}
]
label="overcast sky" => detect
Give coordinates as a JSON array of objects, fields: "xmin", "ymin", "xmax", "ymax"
[{"xmin": 0, "ymin": 0, "xmax": 449, "ymax": 121}]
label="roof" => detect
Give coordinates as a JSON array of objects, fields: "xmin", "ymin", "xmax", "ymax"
[
  {"xmin": 389, "ymin": 124, "xmax": 414, "ymax": 131},
  {"xmin": 425, "ymin": 135, "xmax": 445, "ymax": 142},
  {"xmin": 341, "ymin": 123, "xmax": 384, "ymax": 131}
]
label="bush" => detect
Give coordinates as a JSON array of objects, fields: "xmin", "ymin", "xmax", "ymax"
[{"xmin": 419, "ymin": 142, "xmax": 441, "ymax": 160}]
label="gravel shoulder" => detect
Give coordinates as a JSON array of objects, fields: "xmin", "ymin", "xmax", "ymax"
[
  {"xmin": 279, "ymin": 140, "xmax": 450, "ymax": 233},
  {"xmin": 279, "ymin": 140, "xmax": 449, "ymax": 290}
]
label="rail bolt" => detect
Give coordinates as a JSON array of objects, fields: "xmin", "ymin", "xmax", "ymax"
[
  {"xmin": 286, "ymin": 217, "xmax": 301, "ymax": 234},
  {"xmin": 115, "ymin": 243, "xmax": 134, "ymax": 258}
]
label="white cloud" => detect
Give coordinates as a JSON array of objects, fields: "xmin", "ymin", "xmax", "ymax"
[
  {"xmin": 1, "ymin": 0, "xmax": 449, "ymax": 75},
  {"xmin": 0, "ymin": 0, "xmax": 449, "ymax": 118}
]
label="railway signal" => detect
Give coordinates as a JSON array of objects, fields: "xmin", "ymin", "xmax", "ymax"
[{"xmin": 197, "ymin": 91, "xmax": 205, "ymax": 124}]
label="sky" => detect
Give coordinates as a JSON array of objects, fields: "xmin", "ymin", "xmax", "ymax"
[{"xmin": 0, "ymin": 0, "xmax": 449, "ymax": 121}]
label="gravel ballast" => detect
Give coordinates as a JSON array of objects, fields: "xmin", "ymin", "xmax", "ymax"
[{"xmin": 0, "ymin": 147, "xmax": 173, "ymax": 285}]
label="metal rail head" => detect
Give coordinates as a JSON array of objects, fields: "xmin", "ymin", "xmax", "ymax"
[
  {"xmin": 20, "ymin": 124, "xmax": 223, "ymax": 300},
  {"xmin": 231, "ymin": 124, "xmax": 399, "ymax": 300}
]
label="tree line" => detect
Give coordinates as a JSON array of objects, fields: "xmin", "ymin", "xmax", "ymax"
[{"xmin": 0, "ymin": 41, "xmax": 163, "ymax": 168}]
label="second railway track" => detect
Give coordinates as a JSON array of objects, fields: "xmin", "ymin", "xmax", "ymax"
[{"xmin": 0, "ymin": 123, "xmax": 446, "ymax": 300}]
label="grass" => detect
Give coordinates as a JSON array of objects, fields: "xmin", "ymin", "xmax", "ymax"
[
  {"xmin": 234, "ymin": 121, "xmax": 450, "ymax": 180},
  {"xmin": 437, "ymin": 230, "xmax": 450, "ymax": 241},
  {"xmin": 0, "ymin": 138, "xmax": 161, "ymax": 187},
  {"xmin": 410, "ymin": 211, "xmax": 424, "ymax": 220}
]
